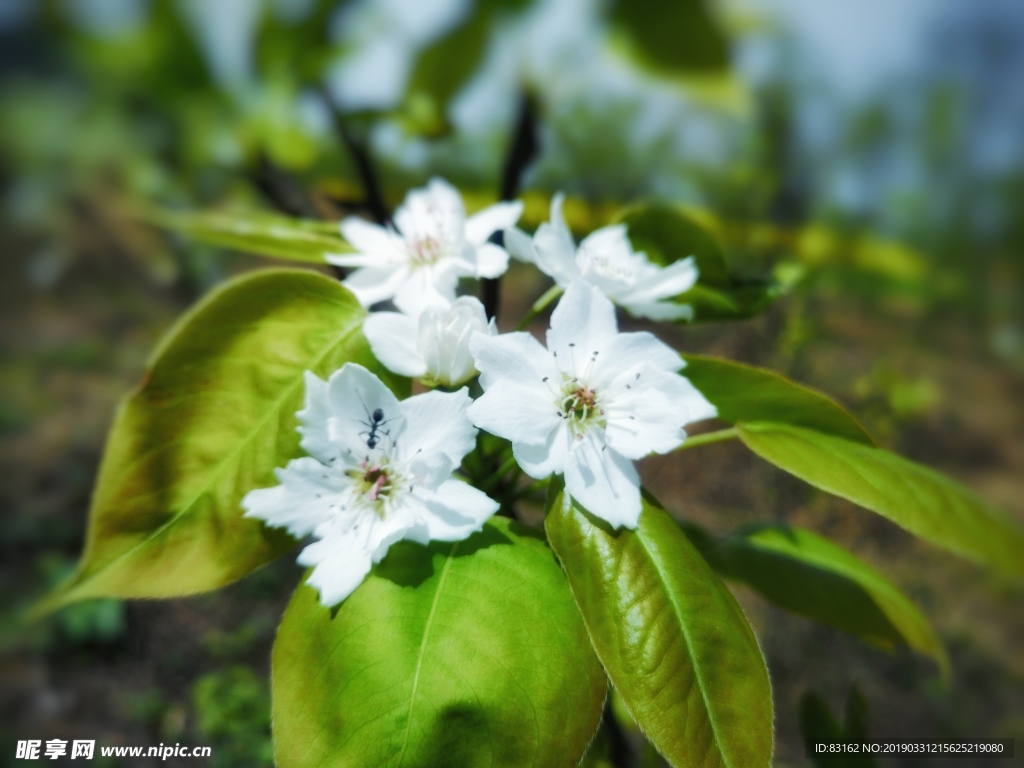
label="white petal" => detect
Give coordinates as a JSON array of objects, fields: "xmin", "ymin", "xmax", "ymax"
[
  {"xmin": 512, "ymin": 424, "xmax": 572, "ymax": 478},
  {"xmin": 408, "ymin": 451, "xmax": 455, "ymax": 490},
  {"xmin": 604, "ymin": 368, "xmax": 716, "ymax": 459},
  {"xmin": 362, "ymin": 312, "xmax": 427, "ymax": 378},
  {"xmin": 503, "ymin": 226, "xmax": 538, "ymax": 264},
  {"xmin": 398, "ymin": 388, "xmax": 478, "ymax": 467},
  {"xmin": 469, "ymin": 330, "xmax": 557, "ymax": 390},
  {"xmin": 393, "ymin": 264, "xmax": 458, "ymax": 315},
  {"xmin": 301, "ymin": 539, "xmax": 373, "ymax": 606},
  {"xmin": 298, "ymin": 508, "xmax": 417, "ymax": 605},
  {"xmin": 325, "ymin": 363, "xmax": 405, "ymax": 459},
  {"xmin": 532, "ymin": 222, "xmax": 579, "ymax": 285},
  {"xmin": 414, "ymin": 480, "xmax": 499, "ymax": 541},
  {"xmin": 342, "ymin": 265, "xmax": 410, "ymax": 308},
  {"xmin": 563, "ymin": 436, "xmax": 641, "ymax": 529},
  {"xmin": 464, "ymin": 201, "xmax": 524, "ymax": 246},
  {"xmin": 591, "ymin": 331, "xmax": 682, "ymax": 387},
  {"xmin": 394, "ymin": 177, "xmax": 465, "ymax": 247},
  {"xmin": 339, "ymin": 217, "xmax": 406, "ymax": 264},
  {"xmin": 242, "ymin": 457, "xmax": 343, "ymax": 539},
  {"xmin": 546, "ymin": 280, "xmax": 619, "ymax": 365},
  {"xmin": 474, "ymin": 241, "xmax": 511, "ymax": 278},
  {"xmin": 466, "ymin": 378, "xmax": 560, "ymax": 445},
  {"xmin": 549, "ymin": 192, "xmax": 569, "ymax": 236},
  {"xmin": 625, "ymin": 256, "xmax": 699, "ymax": 303},
  {"xmin": 296, "ymin": 371, "xmax": 335, "ymax": 462}
]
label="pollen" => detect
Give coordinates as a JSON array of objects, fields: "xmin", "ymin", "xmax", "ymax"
[{"xmin": 558, "ymin": 378, "xmax": 605, "ymax": 436}]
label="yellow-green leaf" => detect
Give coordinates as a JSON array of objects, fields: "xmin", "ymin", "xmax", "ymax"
[
  {"xmin": 273, "ymin": 518, "xmax": 607, "ymax": 768},
  {"xmin": 545, "ymin": 482, "xmax": 774, "ymax": 768},
  {"xmin": 35, "ymin": 269, "xmax": 401, "ymax": 614},
  {"xmin": 718, "ymin": 524, "xmax": 948, "ymax": 676},
  {"xmin": 738, "ymin": 422, "xmax": 1024, "ymax": 575}
]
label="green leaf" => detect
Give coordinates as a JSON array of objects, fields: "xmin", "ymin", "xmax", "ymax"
[
  {"xmin": 141, "ymin": 207, "xmax": 348, "ymax": 263},
  {"xmin": 617, "ymin": 204, "xmax": 783, "ymax": 321},
  {"xmin": 35, "ymin": 269, "xmax": 401, "ymax": 614},
  {"xmin": 738, "ymin": 422, "xmax": 1024, "ymax": 575},
  {"xmin": 272, "ymin": 517, "xmax": 607, "ymax": 768},
  {"xmin": 717, "ymin": 524, "xmax": 948, "ymax": 676},
  {"xmin": 545, "ymin": 482, "xmax": 773, "ymax": 768},
  {"xmin": 681, "ymin": 354, "xmax": 875, "ymax": 445},
  {"xmin": 608, "ymin": 0, "xmax": 729, "ymax": 75}
]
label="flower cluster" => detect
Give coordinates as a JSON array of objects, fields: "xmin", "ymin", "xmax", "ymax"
[{"xmin": 245, "ymin": 179, "xmax": 713, "ymax": 605}]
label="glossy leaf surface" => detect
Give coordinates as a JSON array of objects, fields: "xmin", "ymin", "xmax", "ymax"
[
  {"xmin": 37, "ymin": 270, "xmax": 396, "ymax": 612},
  {"xmin": 273, "ymin": 517, "xmax": 607, "ymax": 768},
  {"xmin": 738, "ymin": 422, "xmax": 1024, "ymax": 575},
  {"xmin": 545, "ymin": 483, "xmax": 773, "ymax": 768},
  {"xmin": 718, "ymin": 524, "xmax": 948, "ymax": 675},
  {"xmin": 143, "ymin": 207, "xmax": 348, "ymax": 263},
  {"xmin": 681, "ymin": 354, "xmax": 874, "ymax": 445}
]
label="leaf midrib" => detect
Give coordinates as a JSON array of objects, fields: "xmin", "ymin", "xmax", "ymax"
[
  {"xmin": 394, "ymin": 542, "xmax": 459, "ymax": 768},
  {"xmin": 635, "ymin": 524, "xmax": 732, "ymax": 768},
  {"xmin": 68, "ymin": 314, "xmax": 364, "ymax": 595}
]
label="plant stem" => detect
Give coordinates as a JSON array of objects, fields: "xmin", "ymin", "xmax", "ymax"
[
  {"xmin": 252, "ymin": 154, "xmax": 320, "ymax": 219},
  {"xmin": 483, "ymin": 89, "xmax": 540, "ymax": 321},
  {"xmin": 676, "ymin": 426, "xmax": 740, "ymax": 451},
  {"xmin": 480, "ymin": 454, "xmax": 519, "ymax": 494},
  {"xmin": 516, "ymin": 285, "xmax": 563, "ymax": 330}
]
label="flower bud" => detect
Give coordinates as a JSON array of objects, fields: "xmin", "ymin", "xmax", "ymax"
[{"xmin": 418, "ymin": 297, "xmax": 496, "ymax": 387}]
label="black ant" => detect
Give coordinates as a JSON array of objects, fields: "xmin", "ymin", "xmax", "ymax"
[{"xmin": 355, "ymin": 392, "xmax": 395, "ymax": 450}]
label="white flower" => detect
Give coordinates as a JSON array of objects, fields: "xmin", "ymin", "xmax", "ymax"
[
  {"xmin": 466, "ymin": 280, "xmax": 716, "ymax": 528},
  {"xmin": 242, "ymin": 363, "xmax": 497, "ymax": 606},
  {"xmin": 363, "ymin": 296, "xmax": 497, "ymax": 388},
  {"xmin": 505, "ymin": 193, "xmax": 699, "ymax": 321},
  {"xmin": 327, "ymin": 178, "xmax": 523, "ymax": 315}
]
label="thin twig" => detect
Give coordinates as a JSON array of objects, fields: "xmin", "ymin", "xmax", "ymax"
[
  {"xmin": 483, "ymin": 90, "xmax": 540, "ymax": 320},
  {"xmin": 319, "ymin": 87, "xmax": 391, "ymax": 227},
  {"xmin": 516, "ymin": 285, "xmax": 563, "ymax": 330},
  {"xmin": 252, "ymin": 154, "xmax": 319, "ymax": 219}
]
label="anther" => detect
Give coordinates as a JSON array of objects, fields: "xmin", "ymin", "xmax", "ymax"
[
  {"xmin": 636, "ymin": 372, "xmax": 640, "ymax": 379},
  {"xmin": 569, "ymin": 343, "xmax": 575, "ymax": 347},
  {"xmin": 542, "ymin": 377, "xmax": 548, "ymax": 382}
]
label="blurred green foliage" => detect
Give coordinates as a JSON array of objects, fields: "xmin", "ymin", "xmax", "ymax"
[{"xmin": 192, "ymin": 666, "xmax": 274, "ymax": 768}]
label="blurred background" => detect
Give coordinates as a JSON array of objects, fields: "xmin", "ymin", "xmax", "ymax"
[{"xmin": 1, "ymin": 0, "xmax": 1022, "ymax": 765}]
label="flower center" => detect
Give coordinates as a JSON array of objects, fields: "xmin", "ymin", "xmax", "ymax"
[
  {"xmin": 347, "ymin": 459, "xmax": 403, "ymax": 517},
  {"xmin": 409, "ymin": 236, "xmax": 446, "ymax": 267},
  {"xmin": 558, "ymin": 378, "xmax": 605, "ymax": 438}
]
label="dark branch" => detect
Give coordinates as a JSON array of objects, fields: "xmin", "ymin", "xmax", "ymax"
[
  {"xmin": 499, "ymin": 90, "xmax": 540, "ymax": 202},
  {"xmin": 320, "ymin": 87, "xmax": 391, "ymax": 227},
  {"xmin": 252, "ymin": 154, "xmax": 345, "ymax": 279},
  {"xmin": 482, "ymin": 90, "xmax": 540, "ymax": 320},
  {"xmin": 253, "ymin": 154, "xmax": 319, "ymax": 219}
]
